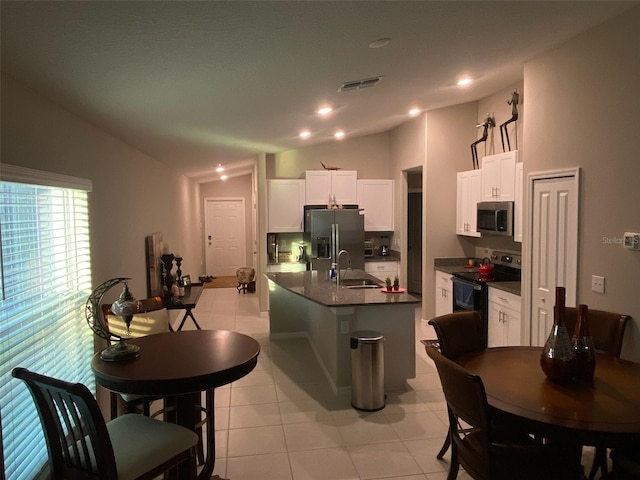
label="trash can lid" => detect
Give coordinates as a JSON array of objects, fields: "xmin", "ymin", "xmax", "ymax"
[{"xmin": 350, "ymin": 330, "xmax": 385, "ymax": 343}]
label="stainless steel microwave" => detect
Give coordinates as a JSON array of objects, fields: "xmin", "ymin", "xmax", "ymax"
[{"xmin": 477, "ymin": 201, "xmax": 514, "ymax": 236}]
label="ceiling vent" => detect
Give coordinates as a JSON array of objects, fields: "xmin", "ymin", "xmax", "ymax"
[{"xmin": 338, "ymin": 76, "xmax": 383, "ymax": 92}]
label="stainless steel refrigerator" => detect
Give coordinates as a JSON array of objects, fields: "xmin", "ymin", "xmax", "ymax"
[{"xmin": 304, "ymin": 208, "xmax": 365, "ymax": 272}]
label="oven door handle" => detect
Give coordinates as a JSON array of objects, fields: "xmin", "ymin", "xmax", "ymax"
[{"xmin": 452, "ymin": 279, "xmax": 482, "ymax": 291}]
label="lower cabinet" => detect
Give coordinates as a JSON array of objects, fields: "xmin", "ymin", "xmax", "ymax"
[
  {"xmin": 488, "ymin": 288, "xmax": 521, "ymax": 347},
  {"xmin": 365, "ymin": 261, "xmax": 398, "ymax": 282},
  {"xmin": 434, "ymin": 270, "xmax": 453, "ymax": 317},
  {"xmin": 267, "ymin": 263, "xmax": 307, "ymax": 273}
]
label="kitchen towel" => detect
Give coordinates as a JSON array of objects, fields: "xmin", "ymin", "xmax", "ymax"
[{"xmin": 453, "ymin": 280, "xmax": 476, "ymax": 311}]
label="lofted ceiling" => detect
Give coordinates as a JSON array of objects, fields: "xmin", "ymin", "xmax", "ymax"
[{"xmin": 1, "ymin": 1, "xmax": 634, "ymax": 182}]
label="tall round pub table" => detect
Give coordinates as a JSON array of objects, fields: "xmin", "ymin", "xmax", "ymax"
[{"xmin": 92, "ymin": 329, "xmax": 260, "ymax": 480}]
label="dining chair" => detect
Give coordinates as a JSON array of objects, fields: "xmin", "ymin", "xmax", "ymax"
[
  {"xmin": 421, "ymin": 311, "xmax": 486, "ymax": 459},
  {"xmin": 103, "ymin": 297, "xmax": 207, "ymax": 465},
  {"xmin": 425, "ymin": 345, "xmax": 583, "ymax": 480},
  {"xmin": 564, "ymin": 308, "xmax": 631, "ymax": 480},
  {"xmin": 12, "ymin": 367, "xmax": 198, "ymax": 480},
  {"xmin": 609, "ymin": 445, "xmax": 640, "ymax": 479},
  {"xmin": 101, "ymin": 296, "xmax": 169, "ymax": 419}
]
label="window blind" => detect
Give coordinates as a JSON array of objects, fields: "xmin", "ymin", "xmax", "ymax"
[{"xmin": 0, "ymin": 165, "xmax": 93, "ymax": 480}]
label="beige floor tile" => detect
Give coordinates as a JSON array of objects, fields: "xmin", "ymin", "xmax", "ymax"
[
  {"xmin": 283, "ymin": 422, "xmax": 345, "ymax": 451},
  {"xmin": 230, "ymin": 383, "xmax": 278, "ymax": 406},
  {"xmin": 385, "ymin": 410, "xmax": 448, "ymax": 441},
  {"xmin": 231, "ymin": 368, "xmax": 275, "ymax": 387},
  {"xmin": 278, "ymin": 397, "xmax": 335, "ymax": 425},
  {"xmin": 227, "ymin": 425, "xmax": 287, "ymax": 457},
  {"xmin": 226, "ymin": 452, "xmax": 292, "ymax": 480},
  {"xmin": 214, "ymin": 406, "xmax": 229, "ymax": 431},
  {"xmin": 403, "ymin": 437, "xmax": 451, "ymax": 474},
  {"xmin": 348, "ymin": 441, "xmax": 422, "ymax": 479},
  {"xmin": 289, "ymin": 447, "xmax": 360, "ymax": 480},
  {"xmin": 229, "ymin": 402, "xmax": 282, "ymax": 429},
  {"xmin": 336, "ymin": 415, "xmax": 400, "ymax": 446}
]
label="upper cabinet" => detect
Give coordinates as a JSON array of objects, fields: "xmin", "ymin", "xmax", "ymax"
[
  {"xmin": 481, "ymin": 151, "xmax": 517, "ymax": 201},
  {"xmin": 305, "ymin": 170, "xmax": 357, "ymax": 205},
  {"xmin": 514, "ymin": 162, "xmax": 524, "ymax": 243},
  {"xmin": 357, "ymin": 179, "xmax": 394, "ymax": 231},
  {"xmin": 268, "ymin": 179, "xmax": 305, "ymax": 232},
  {"xmin": 456, "ymin": 169, "xmax": 482, "ymax": 237}
]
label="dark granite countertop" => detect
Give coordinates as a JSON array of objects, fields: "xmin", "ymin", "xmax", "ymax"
[
  {"xmin": 434, "ymin": 257, "xmax": 479, "ymax": 274},
  {"xmin": 265, "ymin": 270, "xmax": 420, "ymax": 307},
  {"xmin": 488, "ymin": 282, "xmax": 521, "ymax": 296},
  {"xmin": 364, "ymin": 252, "xmax": 400, "ymax": 263}
]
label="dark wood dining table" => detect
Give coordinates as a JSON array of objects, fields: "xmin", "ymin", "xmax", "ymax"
[
  {"xmin": 456, "ymin": 346, "xmax": 640, "ymax": 447},
  {"xmin": 92, "ymin": 329, "xmax": 260, "ymax": 480}
]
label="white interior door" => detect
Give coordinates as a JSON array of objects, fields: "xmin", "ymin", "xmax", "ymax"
[
  {"xmin": 204, "ymin": 198, "xmax": 246, "ymax": 277},
  {"xmin": 529, "ymin": 173, "xmax": 579, "ymax": 346}
]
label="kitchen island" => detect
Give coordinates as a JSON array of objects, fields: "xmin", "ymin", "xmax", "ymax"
[{"xmin": 265, "ymin": 270, "xmax": 420, "ymax": 393}]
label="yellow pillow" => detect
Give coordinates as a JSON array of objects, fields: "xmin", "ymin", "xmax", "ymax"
[{"xmin": 107, "ymin": 309, "xmax": 170, "ymax": 338}]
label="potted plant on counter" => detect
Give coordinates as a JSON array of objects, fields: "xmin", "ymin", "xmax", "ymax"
[
  {"xmin": 385, "ymin": 277, "xmax": 392, "ymax": 292},
  {"xmin": 393, "ymin": 276, "xmax": 400, "ymax": 291}
]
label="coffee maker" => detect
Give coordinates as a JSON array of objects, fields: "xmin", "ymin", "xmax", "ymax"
[{"xmin": 380, "ymin": 236, "xmax": 390, "ymax": 256}]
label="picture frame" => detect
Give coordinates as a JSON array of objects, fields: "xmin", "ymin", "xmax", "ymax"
[
  {"xmin": 145, "ymin": 232, "xmax": 163, "ymax": 297},
  {"xmin": 182, "ymin": 275, "xmax": 191, "ymax": 287}
]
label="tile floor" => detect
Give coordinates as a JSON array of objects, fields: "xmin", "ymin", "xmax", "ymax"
[{"xmin": 176, "ymin": 287, "xmax": 599, "ymax": 480}]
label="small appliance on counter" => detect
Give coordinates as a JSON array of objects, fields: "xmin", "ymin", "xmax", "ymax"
[
  {"xmin": 364, "ymin": 240, "xmax": 375, "ymax": 258},
  {"xmin": 380, "ymin": 235, "xmax": 390, "ymax": 256}
]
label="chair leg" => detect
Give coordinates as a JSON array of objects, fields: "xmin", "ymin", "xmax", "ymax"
[
  {"xmin": 436, "ymin": 431, "xmax": 451, "ymax": 459},
  {"xmin": 447, "ymin": 443, "xmax": 460, "ymax": 480},
  {"xmin": 588, "ymin": 447, "xmax": 608, "ymax": 480}
]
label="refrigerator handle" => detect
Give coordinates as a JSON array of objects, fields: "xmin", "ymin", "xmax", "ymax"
[
  {"xmin": 335, "ymin": 223, "xmax": 340, "ymax": 261},
  {"xmin": 331, "ymin": 223, "xmax": 336, "ymax": 262}
]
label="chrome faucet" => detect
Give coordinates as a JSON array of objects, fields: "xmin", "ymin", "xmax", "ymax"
[{"xmin": 336, "ymin": 249, "xmax": 351, "ymax": 287}]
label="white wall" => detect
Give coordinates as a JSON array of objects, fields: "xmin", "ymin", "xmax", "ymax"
[
  {"xmin": 1, "ymin": 73, "xmax": 202, "ymax": 299},
  {"xmin": 421, "ymin": 102, "xmax": 479, "ymax": 319},
  {"xmin": 524, "ymin": 6, "xmax": 640, "ymax": 360},
  {"xmin": 270, "ymin": 132, "xmax": 393, "ymax": 179}
]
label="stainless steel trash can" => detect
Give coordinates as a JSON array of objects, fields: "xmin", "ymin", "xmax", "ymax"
[{"xmin": 350, "ymin": 330, "xmax": 385, "ymax": 411}]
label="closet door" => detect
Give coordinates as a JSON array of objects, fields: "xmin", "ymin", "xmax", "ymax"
[{"xmin": 529, "ymin": 173, "xmax": 578, "ymax": 346}]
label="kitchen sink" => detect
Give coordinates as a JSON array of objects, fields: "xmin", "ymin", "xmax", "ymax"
[{"xmin": 340, "ymin": 278, "xmax": 382, "ymax": 289}]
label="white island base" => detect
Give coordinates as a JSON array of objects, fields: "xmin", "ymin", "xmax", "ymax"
[{"xmin": 267, "ymin": 274, "xmax": 418, "ymax": 395}]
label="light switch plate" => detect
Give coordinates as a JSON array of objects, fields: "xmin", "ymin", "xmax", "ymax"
[{"xmin": 591, "ymin": 275, "xmax": 605, "ymax": 293}]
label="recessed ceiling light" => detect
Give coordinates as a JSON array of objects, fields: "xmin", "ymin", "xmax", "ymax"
[
  {"xmin": 369, "ymin": 37, "xmax": 392, "ymax": 49},
  {"xmin": 299, "ymin": 130, "xmax": 311, "ymax": 138},
  {"xmin": 215, "ymin": 164, "xmax": 224, "ymax": 172},
  {"xmin": 317, "ymin": 106, "xmax": 333, "ymax": 116},
  {"xmin": 457, "ymin": 78, "xmax": 472, "ymax": 86},
  {"xmin": 220, "ymin": 174, "xmax": 228, "ymax": 181},
  {"xmin": 408, "ymin": 108, "xmax": 421, "ymax": 116},
  {"xmin": 334, "ymin": 130, "xmax": 345, "ymax": 139}
]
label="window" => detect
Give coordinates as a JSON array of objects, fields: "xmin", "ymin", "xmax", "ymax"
[{"xmin": 0, "ymin": 165, "xmax": 93, "ymax": 480}]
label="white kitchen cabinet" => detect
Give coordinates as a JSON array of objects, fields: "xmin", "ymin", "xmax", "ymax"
[
  {"xmin": 434, "ymin": 270, "xmax": 454, "ymax": 317},
  {"xmin": 365, "ymin": 261, "xmax": 398, "ymax": 283},
  {"xmin": 357, "ymin": 179, "xmax": 394, "ymax": 231},
  {"xmin": 514, "ymin": 162, "xmax": 524, "ymax": 243},
  {"xmin": 305, "ymin": 170, "xmax": 357, "ymax": 205},
  {"xmin": 481, "ymin": 151, "xmax": 517, "ymax": 201},
  {"xmin": 267, "ymin": 263, "xmax": 307, "ymax": 273},
  {"xmin": 456, "ymin": 170, "xmax": 482, "ymax": 237},
  {"xmin": 488, "ymin": 288, "xmax": 521, "ymax": 347},
  {"xmin": 268, "ymin": 179, "xmax": 305, "ymax": 232}
]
